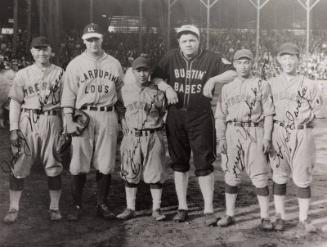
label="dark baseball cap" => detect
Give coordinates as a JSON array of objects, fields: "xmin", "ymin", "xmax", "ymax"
[
  {"xmin": 278, "ymin": 42, "xmax": 300, "ymax": 56},
  {"xmin": 132, "ymin": 56, "xmax": 151, "ymax": 70},
  {"xmin": 82, "ymin": 23, "xmax": 103, "ymax": 40},
  {"xmin": 234, "ymin": 49, "xmax": 253, "ymax": 61},
  {"xmin": 177, "ymin": 25, "xmax": 200, "ymax": 39},
  {"xmin": 30, "ymin": 36, "xmax": 50, "ymax": 48}
]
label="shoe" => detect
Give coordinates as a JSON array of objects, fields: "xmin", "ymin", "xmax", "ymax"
[
  {"xmin": 49, "ymin": 209, "xmax": 62, "ymax": 221},
  {"xmin": 96, "ymin": 203, "xmax": 116, "ymax": 220},
  {"xmin": 298, "ymin": 219, "xmax": 317, "ymax": 233},
  {"xmin": 260, "ymin": 218, "xmax": 273, "ymax": 231},
  {"xmin": 204, "ymin": 213, "xmax": 218, "ymax": 227},
  {"xmin": 217, "ymin": 215, "xmax": 235, "ymax": 227},
  {"xmin": 273, "ymin": 215, "xmax": 285, "ymax": 231},
  {"xmin": 3, "ymin": 209, "xmax": 18, "ymax": 224},
  {"xmin": 173, "ymin": 210, "xmax": 189, "ymax": 222},
  {"xmin": 67, "ymin": 205, "xmax": 82, "ymax": 221},
  {"xmin": 116, "ymin": 208, "xmax": 135, "ymax": 220},
  {"xmin": 152, "ymin": 209, "xmax": 166, "ymax": 221}
]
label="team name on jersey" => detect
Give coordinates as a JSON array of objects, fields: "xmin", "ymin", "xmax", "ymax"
[
  {"xmin": 174, "ymin": 82, "xmax": 202, "ymax": 94},
  {"xmin": 174, "ymin": 69, "xmax": 206, "ymax": 80},
  {"xmin": 225, "ymin": 94, "xmax": 260, "ymax": 108},
  {"xmin": 126, "ymin": 101, "xmax": 153, "ymax": 113},
  {"xmin": 80, "ymin": 69, "xmax": 120, "ymax": 84},
  {"xmin": 272, "ymin": 91, "xmax": 301, "ymax": 102},
  {"xmin": 23, "ymin": 81, "xmax": 52, "ymax": 96}
]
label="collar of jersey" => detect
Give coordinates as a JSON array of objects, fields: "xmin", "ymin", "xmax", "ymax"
[
  {"xmin": 179, "ymin": 48, "xmax": 203, "ymax": 62},
  {"xmin": 83, "ymin": 51, "xmax": 107, "ymax": 61}
]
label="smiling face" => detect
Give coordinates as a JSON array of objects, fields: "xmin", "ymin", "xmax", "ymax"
[
  {"xmin": 83, "ymin": 36, "xmax": 103, "ymax": 56},
  {"xmin": 233, "ymin": 58, "xmax": 252, "ymax": 78},
  {"xmin": 178, "ymin": 33, "xmax": 200, "ymax": 58},
  {"xmin": 132, "ymin": 67, "xmax": 150, "ymax": 87},
  {"xmin": 30, "ymin": 46, "xmax": 52, "ymax": 66},
  {"xmin": 277, "ymin": 53, "xmax": 299, "ymax": 75}
]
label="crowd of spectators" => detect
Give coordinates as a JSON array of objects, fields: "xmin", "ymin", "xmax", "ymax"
[{"xmin": 1, "ymin": 29, "xmax": 327, "ymax": 80}]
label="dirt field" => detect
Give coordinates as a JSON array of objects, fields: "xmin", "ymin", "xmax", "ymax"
[{"xmin": 0, "ymin": 122, "xmax": 327, "ymax": 247}]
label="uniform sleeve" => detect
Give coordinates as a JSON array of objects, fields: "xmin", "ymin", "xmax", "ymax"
[
  {"xmin": 215, "ymin": 87, "xmax": 228, "ymax": 140},
  {"xmin": 8, "ymin": 71, "xmax": 25, "ymax": 104},
  {"xmin": 261, "ymin": 80, "xmax": 275, "ymax": 116},
  {"xmin": 115, "ymin": 62, "xmax": 126, "ymax": 122},
  {"xmin": 61, "ymin": 62, "xmax": 78, "ymax": 109},
  {"xmin": 310, "ymin": 81, "xmax": 321, "ymax": 116},
  {"xmin": 152, "ymin": 55, "xmax": 170, "ymax": 81}
]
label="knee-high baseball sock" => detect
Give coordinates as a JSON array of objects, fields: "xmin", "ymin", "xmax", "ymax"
[
  {"xmin": 174, "ymin": 171, "xmax": 189, "ymax": 210},
  {"xmin": 9, "ymin": 190, "xmax": 22, "ymax": 211},
  {"xmin": 298, "ymin": 198, "xmax": 310, "ymax": 222},
  {"xmin": 126, "ymin": 187, "xmax": 137, "ymax": 211},
  {"xmin": 257, "ymin": 196, "xmax": 270, "ymax": 219},
  {"xmin": 198, "ymin": 172, "xmax": 214, "ymax": 214},
  {"xmin": 71, "ymin": 174, "xmax": 86, "ymax": 207},
  {"xmin": 225, "ymin": 193, "xmax": 237, "ymax": 217},
  {"xmin": 96, "ymin": 172, "xmax": 111, "ymax": 205},
  {"xmin": 49, "ymin": 190, "xmax": 61, "ymax": 211},
  {"xmin": 150, "ymin": 188, "xmax": 162, "ymax": 211},
  {"xmin": 274, "ymin": 195, "xmax": 286, "ymax": 219}
]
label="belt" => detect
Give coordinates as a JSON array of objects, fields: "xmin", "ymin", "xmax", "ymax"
[
  {"xmin": 227, "ymin": 121, "xmax": 263, "ymax": 127},
  {"xmin": 81, "ymin": 105, "xmax": 113, "ymax": 112},
  {"xmin": 273, "ymin": 120, "xmax": 313, "ymax": 129},
  {"xmin": 22, "ymin": 109, "xmax": 58, "ymax": 116},
  {"xmin": 129, "ymin": 127, "xmax": 163, "ymax": 137}
]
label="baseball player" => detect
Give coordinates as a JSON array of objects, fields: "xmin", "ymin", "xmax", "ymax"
[
  {"xmin": 215, "ymin": 49, "xmax": 274, "ymax": 230},
  {"xmin": 152, "ymin": 25, "xmax": 236, "ymax": 225},
  {"xmin": 3, "ymin": 36, "xmax": 64, "ymax": 223},
  {"xmin": 269, "ymin": 43, "xmax": 319, "ymax": 233},
  {"xmin": 61, "ymin": 23, "xmax": 124, "ymax": 221},
  {"xmin": 116, "ymin": 55, "xmax": 167, "ymax": 221}
]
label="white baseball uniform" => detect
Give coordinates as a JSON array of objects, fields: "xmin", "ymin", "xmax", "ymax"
[
  {"xmin": 215, "ymin": 76, "xmax": 274, "ymax": 187},
  {"xmin": 8, "ymin": 64, "xmax": 64, "ymax": 178},
  {"xmin": 61, "ymin": 52, "xmax": 124, "ymax": 175},
  {"xmin": 269, "ymin": 74, "xmax": 319, "ymax": 187}
]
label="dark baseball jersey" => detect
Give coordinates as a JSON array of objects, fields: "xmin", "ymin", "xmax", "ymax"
[{"xmin": 152, "ymin": 48, "xmax": 234, "ymax": 111}]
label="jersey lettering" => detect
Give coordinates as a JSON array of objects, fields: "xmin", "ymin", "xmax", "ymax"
[{"xmin": 174, "ymin": 69, "xmax": 206, "ymax": 80}]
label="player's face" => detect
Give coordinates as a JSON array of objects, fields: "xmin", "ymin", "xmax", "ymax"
[
  {"xmin": 277, "ymin": 54, "xmax": 299, "ymax": 74},
  {"xmin": 178, "ymin": 34, "xmax": 200, "ymax": 58},
  {"xmin": 83, "ymin": 37, "xmax": 103, "ymax": 55},
  {"xmin": 133, "ymin": 68, "xmax": 150, "ymax": 86},
  {"xmin": 30, "ymin": 46, "xmax": 52, "ymax": 65},
  {"xmin": 233, "ymin": 58, "xmax": 252, "ymax": 78}
]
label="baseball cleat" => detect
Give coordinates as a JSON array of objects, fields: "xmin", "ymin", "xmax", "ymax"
[
  {"xmin": 273, "ymin": 215, "xmax": 285, "ymax": 231},
  {"xmin": 96, "ymin": 203, "xmax": 116, "ymax": 220},
  {"xmin": 3, "ymin": 208, "xmax": 18, "ymax": 224},
  {"xmin": 204, "ymin": 213, "xmax": 218, "ymax": 227},
  {"xmin": 67, "ymin": 205, "xmax": 82, "ymax": 221},
  {"xmin": 152, "ymin": 209, "xmax": 166, "ymax": 221},
  {"xmin": 49, "ymin": 209, "xmax": 62, "ymax": 221},
  {"xmin": 173, "ymin": 209, "xmax": 189, "ymax": 222},
  {"xmin": 217, "ymin": 215, "xmax": 235, "ymax": 227},
  {"xmin": 260, "ymin": 218, "xmax": 273, "ymax": 231},
  {"xmin": 116, "ymin": 208, "xmax": 135, "ymax": 220},
  {"xmin": 297, "ymin": 219, "xmax": 317, "ymax": 233}
]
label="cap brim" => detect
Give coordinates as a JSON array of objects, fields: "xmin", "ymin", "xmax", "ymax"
[
  {"xmin": 234, "ymin": 56, "xmax": 253, "ymax": 60},
  {"xmin": 31, "ymin": 45, "xmax": 49, "ymax": 49},
  {"xmin": 82, "ymin": 33, "xmax": 103, "ymax": 40},
  {"xmin": 278, "ymin": 51, "xmax": 299, "ymax": 55},
  {"xmin": 177, "ymin": 31, "xmax": 199, "ymax": 38}
]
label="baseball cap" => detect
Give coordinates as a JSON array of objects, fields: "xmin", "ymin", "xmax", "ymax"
[
  {"xmin": 278, "ymin": 42, "xmax": 300, "ymax": 56},
  {"xmin": 82, "ymin": 23, "xmax": 103, "ymax": 40},
  {"xmin": 177, "ymin": 25, "xmax": 200, "ymax": 39},
  {"xmin": 132, "ymin": 56, "xmax": 151, "ymax": 70},
  {"xmin": 233, "ymin": 49, "xmax": 253, "ymax": 61},
  {"xmin": 30, "ymin": 36, "xmax": 50, "ymax": 48}
]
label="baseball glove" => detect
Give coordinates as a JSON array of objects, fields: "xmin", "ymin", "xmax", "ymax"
[
  {"xmin": 72, "ymin": 108, "xmax": 90, "ymax": 135},
  {"xmin": 53, "ymin": 132, "xmax": 72, "ymax": 164}
]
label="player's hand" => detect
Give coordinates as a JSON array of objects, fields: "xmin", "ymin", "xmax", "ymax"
[
  {"xmin": 165, "ymin": 87, "xmax": 178, "ymax": 105},
  {"xmin": 262, "ymin": 139, "xmax": 272, "ymax": 154},
  {"xmin": 216, "ymin": 139, "xmax": 227, "ymax": 154},
  {"xmin": 10, "ymin": 129, "xmax": 20, "ymax": 147},
  {"xmin": 65, "ymin": 119, "xmax": 84, "ymax": 136},
  {"xmin": 121, "ymin": 118, "xmax": 129, "ymax": 135},
  {"xmin": 203, "ymin": 78, "xmax": 216, "ymax": 98}
]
